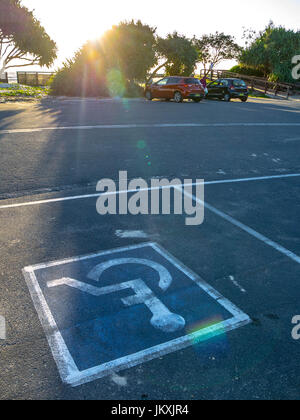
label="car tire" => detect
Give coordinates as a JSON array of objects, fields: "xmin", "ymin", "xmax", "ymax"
[
  {"xmin": 224, "ymin": 93, "xmax": 231, "ymax": 102},
  {"xmin": 145, "ymin": 91, "xmax": 153, "ymax": 101},
  {"xmin": 174, "ymin": 91, "xmax": 183, "ymax": 103},
  {"xmin": 241, "ymin": 97, "xmax": 248, "ymax": 102}
]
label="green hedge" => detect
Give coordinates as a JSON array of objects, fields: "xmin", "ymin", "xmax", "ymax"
[
  {"xmin": 229, "ymin": 65, "xmax": 265, "ymax": 77},
  {"xmin": 49, "ymin": 62, "xmax": 144, "ymax": 98}
]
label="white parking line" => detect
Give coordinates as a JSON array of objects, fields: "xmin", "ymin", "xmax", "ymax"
[
  {"xmin": 0, "ymin": 173, "xmax": 300, "ymax": 209},
  {"xmin": 1, "ymin": 122, "xmax": 300, "ymax": 135},
  {"xmin": 178, "ymin": 187, "xmax": 300, "ymax": 266}
]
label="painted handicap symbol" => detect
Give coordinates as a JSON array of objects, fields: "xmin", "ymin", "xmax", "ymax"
[
  {"xmin": 47, "ymin": 258, "xmax": 186, "ymax": 333},
  {"xmin": 25, "ymin": 243, "xmax": 251, "ymax": 386}
]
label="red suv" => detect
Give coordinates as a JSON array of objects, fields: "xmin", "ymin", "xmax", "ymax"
[{"xmin": 145, "ymin": 76, "xmax": 205, "ymax": 103}]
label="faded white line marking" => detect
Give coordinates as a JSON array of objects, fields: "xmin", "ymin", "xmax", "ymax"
[
  {"xmin": 22, "ymin": 268, "xmax": 79, "ymax": 380},
  {"xmin": 1, "ymin": 173, "xmax": 300, "ymax": 209},
  {"xmin": 178, "ymin": 188, "xmax": 300, "ymax": 266},
  {"xmin": 1, "ymin": 122, "xmax": 300, "ymax": 135},
  {"xmin": 111, "ymin": 373, "xmax": 128, "ymax": 387},
  {"xmin": 229, "ymin": 276, "xmax": 246, "ymax": 293},
  {"xmin": 115, "ymin": 230, "xmax": 149, "ymax": 239},
  {"xmin": 284, "ymin": 137, "xmax": 300, "ymax": 142},
  {"xmin": 0, "ymin": 315, "xmax": 6, "ymax": 340}
]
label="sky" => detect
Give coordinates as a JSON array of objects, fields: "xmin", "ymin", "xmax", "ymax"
[{"xmin": 8, "ymin": 0, "xmax": 300, "ymax": 74}]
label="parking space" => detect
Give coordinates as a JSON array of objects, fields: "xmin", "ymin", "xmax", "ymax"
[
  {"xmin": 23, "ymin": 241, "xmax": 249, "ymax": 387},
  {"xmin": 0, "ymin": 98, "xmax": 300, "ymax": 399}
]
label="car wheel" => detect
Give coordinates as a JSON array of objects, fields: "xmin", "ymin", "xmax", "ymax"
[
  {"xmin": 174, "ymin": 91, "xmax": 183, "ymax": 103},
  {"xmin": 145, "ymin": 91, "xmax": 153, "ymax": 101},
  {"xmin": 193, "ymin": 98, "xmax": 202, "ymax": 103},
  {"xmin": 224, "ymin": 93, "xmax": 231, "ymax": 102},
  {"xmin": 241, "ymin": 97, "xmax": 248, "ymax": 102}
]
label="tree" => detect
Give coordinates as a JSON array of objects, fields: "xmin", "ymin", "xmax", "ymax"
[
  {"xmin": 240, "ymin": 23, "xmax": 300, "ymax": 83},
  {"xmin": 100, "ymin": 20, "xmax": 157, "ymax": 83},
  {"xmin": 193, "ymin": 32, "xmax": 241, "ymax": 75},
  {"xmin": 50, "ymin": 20, "xmax": 156, "ymax": 97},
  {"xmin": 0, "ymin": 0, "xmax": 57, "ymax": 77},
  {"xmin": 50, "ymin": 24, "xmax": 199, "ymax": 97},
  {"xmin": 50, "ymin": 21, "xmax": 156, "ymax": 98},
  {"xmin": 147, "ymin": 32, "xmax": 198, "ymax": 81}
]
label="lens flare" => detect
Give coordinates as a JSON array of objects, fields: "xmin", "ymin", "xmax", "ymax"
[
  {"xmin": 106, "ymin": 68, "xmax": 126, "ymax": 98},
  {"xmin": 137, "ymin": 140, "xmax": 146, "ymax": 149},
  {"xmin": 144, "ymin": 154, "xmax": 152, "ymax": 166},
  {"xmin": 186, "ymin": 316, "xmax": 226, "ymax": 345},
  {"xmin": 121, "ymin": 98, "xmax": 131, "ymax": 111}
]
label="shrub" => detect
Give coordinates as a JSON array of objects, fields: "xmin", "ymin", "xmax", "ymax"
[
  {"xmin": 50, "ymin": 63, "xmax": 145, "ymax": 98},
  {"xmin": 124, "ymin": 81, "xmax": 144, "ymax": 97},
  {"xmin": 49, "ymin": 20, "xmax": 157, "ymax": 98},
  {"xmin": 50, "ymin": 42, "xmax": 146, "ymax": 98},
  {"xmin": 229, "ymin": 65, "xmax": 265, "ymax": 77},
  {"xmin": 49, "ymin": 56, "xmax": 109, "ymax": 97}
]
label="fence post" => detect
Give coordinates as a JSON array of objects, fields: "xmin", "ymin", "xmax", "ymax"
[
  {"xmin": 264, "ymin": 82, "xmax": 268, "ymax": 94},
  {"xmin": 36, "ymin": 72, "xmax": 39, "ymax": 86},
  {"xmin": 2, "ymin": 72, "xmax": 8, "ymax": 83},
  {"xmin": 286, "ymin": 86, "xmax": 290, "ymax": 99},
  {"xmin": 1, "ymin": 72, "xmax": 9, "ymax": 83},
  {"xmin": 291, "ymin": 85, "xmax": 295, "ymax": 95}
]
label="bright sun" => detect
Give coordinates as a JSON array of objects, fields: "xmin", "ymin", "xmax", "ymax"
[{"xmin": 16, "ymin": 0, "xmax": 300, "ymax": 71}]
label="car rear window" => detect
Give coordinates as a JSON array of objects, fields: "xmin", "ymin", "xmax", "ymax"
[
  {"xmin": 167, "ymin": 78, "xmax": 181, "ymax": 84},
  {"xmin": 183, "ymin": 78, "xmax": 200, "ymax": 85},
  {"xmin": 233, "ymin": 80, "xmax": 247, "ymax": 87}
]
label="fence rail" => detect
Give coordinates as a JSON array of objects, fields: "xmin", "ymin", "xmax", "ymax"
[
  {"xmin": 200, "ymin": 69, "xmax": 300, "ymax": 99},
  {"xmin": 0, "ymin": 72, "xmax": 8, "ymax": 84},
  {"xmin": 17, "ymin": 71, "xmax": 54, "ymax": 87}
]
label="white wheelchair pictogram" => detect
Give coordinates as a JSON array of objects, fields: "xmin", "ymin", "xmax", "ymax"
[{"xmin": 47, "ymin": 258, "xmax": 186, "ymax": 333}]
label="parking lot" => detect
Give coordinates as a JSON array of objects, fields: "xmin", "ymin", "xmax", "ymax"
[{"xmin": 0, "ymin": 96, "xmax": 300, "ymax": 400}]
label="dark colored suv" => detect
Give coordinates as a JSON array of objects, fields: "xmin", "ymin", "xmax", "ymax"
[
  {"xmin": 207, "ymin": 78, "xmax": 249, "ymax": 102},
  {"xmin": 145, "ymin": 76, "xmax": 205, "ymax": 103}
]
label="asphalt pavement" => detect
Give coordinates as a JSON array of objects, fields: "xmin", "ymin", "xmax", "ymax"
[{"xmin": 0, "ymin": 97, "xmax": 300, "ymax": 400}]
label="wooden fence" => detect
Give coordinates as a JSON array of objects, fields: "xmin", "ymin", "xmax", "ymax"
[
  {"xmin": 0, "ymin": 72, "xmax": 8, "ymax": 84},
  {"xmin": 17, "ymin": 71, "xmax": 54, "ymax": 87},
  {"xmin": 200, "ymin": 69, "xmax": 300, "ymax": 99}
]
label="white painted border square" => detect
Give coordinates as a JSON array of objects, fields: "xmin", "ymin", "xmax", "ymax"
[{"xmin": 23, "ymin": 242, "xmax": 251, "ymax": 387}]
